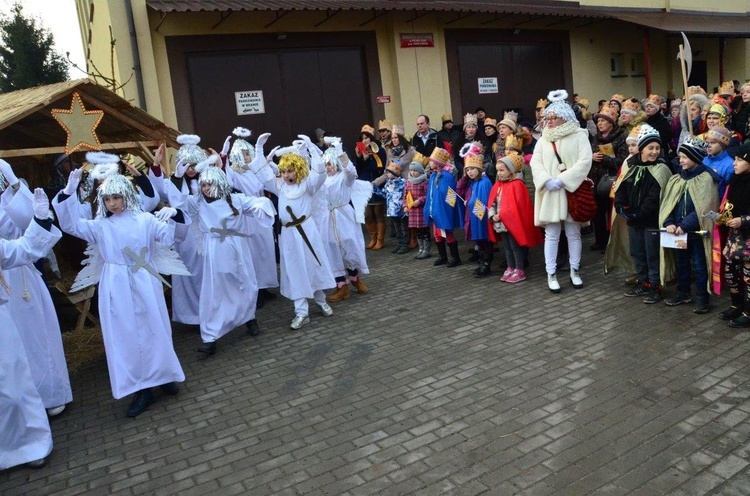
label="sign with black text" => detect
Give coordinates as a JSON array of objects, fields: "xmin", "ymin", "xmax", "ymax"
[
  {"xmin": 235, "ymin": 90, "xmax": 265, "ymax": 115},
  {"xmin": 477, "ymin": 77, "xmax": 498, "ymax": 94}
]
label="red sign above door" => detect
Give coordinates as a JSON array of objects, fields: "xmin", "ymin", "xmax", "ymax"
[{"xmin": 400, "ymin": 33, "xmax": 434, "ymax": 48}]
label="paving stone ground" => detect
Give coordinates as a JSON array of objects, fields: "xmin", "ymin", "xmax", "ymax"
[{"xmin": 2, "ymin": 231, "xmax": 750, "ymax": 495}]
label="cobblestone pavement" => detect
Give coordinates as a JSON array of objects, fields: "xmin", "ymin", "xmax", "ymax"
[{"xmin": 2, "ymin": 232, "xmax": 750, "ymax": 495}]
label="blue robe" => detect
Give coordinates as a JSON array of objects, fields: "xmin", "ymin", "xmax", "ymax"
[
  {"xmin": 465, "ymin": 175, "xmax": 492, "ymax": 241},
  {"xmin": 424, "ymin": 169, "xmax": 464, "ymax": 230}
]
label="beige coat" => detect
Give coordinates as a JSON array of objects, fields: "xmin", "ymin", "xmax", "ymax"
[{"xmin": 530, "ymin": 127, "xmax": 592, "ymax": 226}]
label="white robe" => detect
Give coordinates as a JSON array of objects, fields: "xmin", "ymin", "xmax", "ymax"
[
  {"xmin": 0, "ymin": 184, "xmax": 72, "ymax": 409},
  {"xmin": 162, "ymin": 177, "xmax": 204, "ymax": 325},
  {"xmin": 321, "ymin": 165, "xmax": 369, "ymax": 278},
  {"xmin": 53, "ymin": 196, "xmax": 185, "ymax": 399},
  {"xmin": 186, "ymin": 192, "xmax": 275, "ymax": 343},
  {"xmin": 0, "ymin": 220, "xmax": 61, "ymax": 469},
  {"xmin": 256, "ymin": 160, "xmax": 336, "ymax": 301},
  {"xmin": 226, "ymin": 167, "xmax": 279, "ymax": 289}
]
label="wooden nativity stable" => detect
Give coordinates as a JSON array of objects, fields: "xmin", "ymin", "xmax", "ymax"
[{"xmin": 0, "ymin": 78, "xmax": 181, "ymax": 189}]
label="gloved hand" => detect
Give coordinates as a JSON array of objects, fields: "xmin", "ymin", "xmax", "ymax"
[
  {"xmin": 173, "ymin": 160, "xmax": 189, "ymax": 178},
  {"xmin": 293, "ymin": 138, "xmax": 308, "ymax": 157},
  {"xmin": 545, "ymin": 178, "xmax": 564, "ymax": 191},
  {"xmin": 0, "ymin": 159, "xmax": 19, "ymax": 187},
  {"xmin": 326, "ymin": 137, "xmax": 343, "ymax": 156},
  {"xmin": 154, "ymin": 206, "xmax": 177, "ymax": 221},
  {"xmin": 32, "ymin": 188, "xmax": 51, "ymax": 219},
  {"xmin": 266, "ymin": 146, "xmax": 280, "ymax": 164},
  {"xmin": 63, "ymin": 168, "xmax": 82, "ymax": 196},
  {"xmin": 220, "ymin": 135, "xmax": 232, "ymax": 155},
  {"xmin": 298, "ymin": 134, "xmax": 322, "ymax": 159}
]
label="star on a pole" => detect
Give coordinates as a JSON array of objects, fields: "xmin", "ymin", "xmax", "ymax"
[{"xmin": 51, "ymin": 92, "xmax": 105, "ymax": 154}]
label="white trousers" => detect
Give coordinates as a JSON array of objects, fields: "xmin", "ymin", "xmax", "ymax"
[
  {"xmin": 544, "ymin": 221, "xmax": 582, "ymax": 274},
  {"xmin": 293, "ymin": 290, "xmax": 327, "ymax": 317}
]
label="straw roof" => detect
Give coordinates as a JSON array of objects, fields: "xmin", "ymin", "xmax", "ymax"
[{"xmin": 0, "ymin": 78, "xmax": 179, "ymax": 167}]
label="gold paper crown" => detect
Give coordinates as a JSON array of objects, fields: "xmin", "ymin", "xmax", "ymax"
[
  {"xmin": 644, "ymin": 94, "xmax": 662, "ymax": 107},
  {"xmin": 463, "ymin": 113, "xmax": 478, "ymax": 128},
  {"xmin": 386, "ymin": 162, "xmax": 402, "ymax": 176},
  {"xmin": 361, "ymin": 124, "xmax": 375, "ymax": 135},
  {"xmin": 577, "ymin": 98, "xmax": 590, "ymax": 109},
  {"xmin": 378, "ymin": 119, "xmax": 392, "ymax": 132},
  {"xmin": 504, "ymin": 134, "xmax": 523, "ymax": 152},
  {"xmin": 503, "ymin": 110, "xmax": 518, "ymax": 122},
  {"xmin": 622, "ymin": 99, "xmax": 641, "ymax": 113},
  {"xmin": 719, "ymin": 81, "xmax": 735, "ymax": 96},
  {"xmin": 413, "ymin": 152, "xmax": 430, "ymax": 166},
  {"xmin": 610, "ymin": 94, "xmax": 624, "ymax": 104},
  {"xmin": 464, "ymin": 154, "xmax": 484, "ymax": 169},
  {"xmin": 429, "ymin": 147, "xmax": 451, "ymax": 166},
  {"xmin": 392, "ymin": 123, "xmax": 405, "ymax": 136},
  {"xmin": 483, "ymin": 117, "xmax": 497, "ymax": 129},
  {"xmin": 686, "ymin": 85, "xmax": 707, "ymax": 97},
  {"xmin": 441, "ymin": 113, "xmax": 452, "ymax": 123},
  {"xmin": 536, "ymin": 98, "xmax": 549, "ymax": 109}
]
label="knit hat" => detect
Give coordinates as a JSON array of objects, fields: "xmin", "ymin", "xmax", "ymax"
[
  {"xmin": 498, "ymin": 152, "xmax": 524, "ymax": 174},
  {"xmin": 409, "ymin": 161, "xmax": 425, "ymax": 174},
  {"xmin": 637, "ymin": 124, "xmax": 661, "ymax": 151},
  {"xmin": 544, "ymin": 89, "xmax": 577, "ymax": 123},
  {"xmin": 593, "ymin": 107, "xmax": 618, "ymax": 127},
  {"xmin": 428, "ymin": 147, "xmax": 451, "ymax": 167},
  {"xmin": 643, "ymin": 94, "xmax": 662, "ymax": 109},
  {"xmin": 463, "ymin": 113, "xmax": 478, "ymax": 129},
  {"xmin": 498, "ymin": 110, "xmax": 518, "ymax": 132},
  {"xmin": 706, "ymin": 126, "xmax": 731, "ymax": 148},
  {"xmin": 677, "ymin": 137, "xmax": 707, "ymax": 165},
  {"xmin": 536, "ymin": 98, "xmax": 549, "ymax": 110},
  {"xmin": 626, "ymin": 125, "xmax": 643, "ymax": 144},
  {"xmin": 474, "ymin": 106, "xmax": 485, "ymax": 114},
  {"xmin": 483, "ymin": 117, "xmax": 497, "ymax": 130},
  {"xmin": 441, "ymin": 113, "xmax": 453, "ymax": 125},
  {"xmin": 735, "ymin": 142, "xmax": 750, "ymax": 163},
  {"xmin": 386, "ymin": 163, "xmax": 402, "ymax": 176},
  {"xmin": 392, "ymin": 123, "xmax": 405, "ymax": 136},
  {"xmin": 378, "ymin": 119, "xmax": 392, "ymax": 132},
  {"xmin": 361, "ymin": 124, "xmax": 375, "ymax": 135}
]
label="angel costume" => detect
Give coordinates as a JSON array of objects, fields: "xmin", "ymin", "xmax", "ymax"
[
  {"xmin": 1, "ymin": 218, "xmax": 61, "ymax": 469},
  {"xmin": 53, "ymin": 176, "xmax": 186, "ymax": 401},
  {"xmin": 183, "ymin": 164, "xmax": 275, "ymax": 346},
  {"xmin": 253, "ymin": 144, "xmax": 336, "ymax": 322},
  {"xmin": 0, "ymin": 183, "xmax": 72, "ymax": 411}
]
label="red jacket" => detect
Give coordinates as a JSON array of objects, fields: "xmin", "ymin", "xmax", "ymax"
[{"xmin": 487, "ymin": 179, "xmax": 543, "ymax": 247}]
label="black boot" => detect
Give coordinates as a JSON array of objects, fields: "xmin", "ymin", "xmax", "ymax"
[
  {"xmin": 729, "ymin": 313, "xmax": 750, "ymax": 328},
  {"xmin": 246, "ymin": 319, "xmax": 262, "ymax": 336},
  {"xmin": 127, "ymin": 388, "xmax": 154, "ymax": 418},
  {"xmin": 473, "ymin": 250, "xmax": 491, "ymax": 277},
  {"xmin": 719, "ymin": 292, "xmax": 744, "ymax": 321},
  {"xmin": 434, "ymin": 241, "xmax": 447, "ymax": 266},
  {"xmin": 197, "ymin": 341, "xmax": 216, "ymax": 356},
  {"xmin": 446, "ymin": 242, "xmax": 462, "ymax": 268},
  {"xmin": 159, "ymin": 382, "xmax": 179, "ymax": 396}
]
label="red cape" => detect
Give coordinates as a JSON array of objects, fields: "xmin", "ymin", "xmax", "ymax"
[{"xmin": 487, "ymin": 179, "xmax": 543, "ymax": 247}]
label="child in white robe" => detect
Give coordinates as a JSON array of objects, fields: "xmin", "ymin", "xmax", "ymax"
[
  {"xmin": 182, "ymin": 156, "xmax": 275, "ymax": 355},
  {"xmin": 1, "ymin": 188, "xmax": 61, "ymax": 470},
  {"xmin": 320, "ymin": 141, "xmax": 371, "ymax": 302},
  {"xmin": 251, "ymin": 134, "xmax": 336, "ymax": 329},
  {"xmin": 54, "ymin": 166, "xmax": 187, "ymax": 418}
]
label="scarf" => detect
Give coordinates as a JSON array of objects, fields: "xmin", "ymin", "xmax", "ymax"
[
  {"xmin": 727, "ymin": 171, "xmax": 750, "ymax": 217},
  {"xmin": 408, "ymin": 172, "xmax": 427, "ymax": 184},
  {"xmin": 391, "ymin": 145, "xmax": 404, "ymax": 156},
  {"xmin": 542, "ymin": 120, "xmax": 580, "ymax": 142}
]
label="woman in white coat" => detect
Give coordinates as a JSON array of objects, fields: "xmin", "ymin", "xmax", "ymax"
[
  {"xmin": 0, "ymin": 160, "xmax": 72, "ymax": 416},
  {"xmin": 530, "ymin": 90, "xmax": 593, "ymax": 293},
  {"xmin": 1, "ymin": 189, "xmax": 62, "ymax": 469}
]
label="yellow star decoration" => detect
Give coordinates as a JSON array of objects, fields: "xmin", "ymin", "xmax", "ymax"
[{"xmin": 51, "ymin": 92, "xmax": 104, "ymax": 154}]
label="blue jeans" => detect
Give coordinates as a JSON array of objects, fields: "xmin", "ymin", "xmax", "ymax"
[
  {"xmin": 675, "ymin": 234, "xmax": 709, "ymax": 302},
  {"xmin": 628, "ymin": 226, "xmax": 660, "ymax": 286}
]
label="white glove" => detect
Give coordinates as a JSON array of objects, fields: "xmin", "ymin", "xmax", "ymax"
[
  {"xmin": 545, "ymin": 178, "xmax": 564, "ymax": 191},
  {"xmin": 254, "ymin": 133, "xmax": 271, "ymax": 158},
  {"xmin": 0, "ymin": 159, "xmax": 19, "ymax": 186},
  {"xmin": 63, "ymin": 168, "xmax": 82, "ymax": 196},
  {"xmin": 220, "ymin": 135, "xmax": 232, "ymax": 155},
  {"xmin": 32, "ymin": 188, "xmax": 51, "ymax": 219},
  {"xmin": 266, "ymin": 146, "xmax": 280, "ymax": 164},
  {"xmin": 174, "ymin": 160, "xmax": 189, "ymax": 178},
  {"xmin": 298, "ymin": 134, "xmax": 322, "ymax": 159},
  {"xmin": 154, "ymin": 206, "xmax": 177, "ymax": 221},
  {"xmin": 293, "ymin": 139, "xmax": 308, "ymax": 156},
  {"xmin": 330, "ymin": 138, "xmax": 344, "ymax": 156}
]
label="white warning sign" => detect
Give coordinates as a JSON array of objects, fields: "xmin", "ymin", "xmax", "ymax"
[
  {"xmin": 235, "ymin": 90, "xmax": 265, "ymax": 115},
  {"xmin": 478, "ymin": 77, "xmax": 498, "ymax": 94}
]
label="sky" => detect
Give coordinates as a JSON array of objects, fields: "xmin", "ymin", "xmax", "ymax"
[{"xmin": 0, "ymin": 0, "xmax": 87, "ymax": 77}]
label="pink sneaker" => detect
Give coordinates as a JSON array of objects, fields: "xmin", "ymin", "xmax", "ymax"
[
  {"xmin": 500, "ymin": 268, "xmax": 513, "ymax": 282},
  {"xmin": 506, "ymin": 269, "xmax": 526, "ymax": 283}
]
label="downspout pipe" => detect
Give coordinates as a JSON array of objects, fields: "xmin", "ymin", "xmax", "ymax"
[{"xmin": 125, "ymin": 0, "xmax": 147, "ymax": 111}]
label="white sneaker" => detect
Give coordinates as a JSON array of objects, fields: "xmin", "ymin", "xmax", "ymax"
[
  {"xmin": 548, "ymin": 273, "xmax": 561, "ymax": 293},
  {"xmin": 570, "ymin": 268, "xmax": 583, "ymax": 289},
  {"xmin": 46, "ymin": 405, "xmax": 66, "ymax": 417},
  {"xmin": 290, "ymin": 315, "xmax": 310, "ymax": 330},
  {"xmin": 319, "ymin": 302, "xmax": 333, "ymax": 317}
]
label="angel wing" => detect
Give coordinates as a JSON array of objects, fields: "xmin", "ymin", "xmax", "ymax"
[
  {"xmin": 71, "ymin": 243, "xmax": 104, "ymax": 292},
  {"xmin": 350, "ymin": 180, "xmax": 374, "ymax": 224},
  {"xmin": 152, "ymin": 242, "xmax": 191, "ymax": 276}
]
